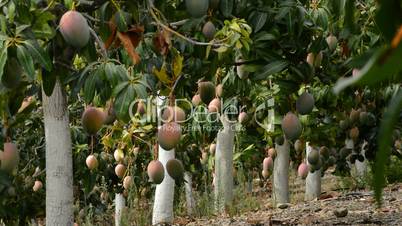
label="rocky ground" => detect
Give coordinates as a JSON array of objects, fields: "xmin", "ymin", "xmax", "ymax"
[{"xmin": 174, "ymin": 173, "xmax": 402, "ymax": 226}]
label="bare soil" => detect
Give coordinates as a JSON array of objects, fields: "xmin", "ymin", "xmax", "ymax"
[{"xmin": 175, "ymin": 173, "xmax": 402, "ymax": 226}]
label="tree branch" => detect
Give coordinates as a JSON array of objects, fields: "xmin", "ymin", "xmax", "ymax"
[
  {"xmin": 55, "ymin": 61, "xmax": 77, "ymax": 72},
  {"xmin": 169, "ymin": 73, "xmax": 184, "ymax": 99},
  {"xmin": 170, "ymin": 19, "xmax": 189, "ymax": 28},
  {"xmin": 147, "ymin": 0, "xmax": 228, "ymax": 48},
  {"xmin": 89, "ymin": 27, "xmax": 108, "ymax": 59}
]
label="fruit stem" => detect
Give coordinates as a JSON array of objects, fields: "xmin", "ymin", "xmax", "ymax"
[
  {"xmin": 2, "ymin": 112, "xmax": 10, "ymax": 141},
  {"xmin": 91, "ymin": 135, "xmax": 94, "ymax": 154},
  {"xmin": 89, "ymin": 27, "xmax": 108, "ymax": 59},
  {"xmin": 153, "ymin": 142, "xmax": 158, "ymax": 160},
  {"xmin": 131, "ymin": 133, "xmax": 153, "ymax": 156},
  {"xmin": 169, "ymin": 73, "xmax": 183, "ymax": 104},
  {"xmin": 168, "ymin": 95, "xmax": 175, "ymax": 107}
]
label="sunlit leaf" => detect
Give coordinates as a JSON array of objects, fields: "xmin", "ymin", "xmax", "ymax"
[
  {"xmin": 213, "ymin": 46, "xmax": 228, "ymax": 53},
  {"xmin": 153, "ymin": 63, "xmax": 171, "ymax": 85},
  {"xmin": 172, "ymin": 51, "xmax": 183, "ymax": 79}
]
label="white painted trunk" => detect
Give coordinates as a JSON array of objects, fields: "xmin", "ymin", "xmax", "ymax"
[
  {"xmin": 152, "ymin": 148, "xmax": 175, "ymax": 225},
  {"xmin": 345, "ymin": 138, "xmax": 354, "ymax": 170},
  {"xmin": 353, "ymin": 140, "xmax": 368, "ymax": 178},
  {"xmin": 272, "ymin": 140, "xmax": 290, "ymax": 206},
  {"xmin": 115, "ymin": 193, "xmax": 126, "ymax": 226},
  {"xmin": 345, "ymin": 138, "xmax": 354, "ymax": 149},
  {"xmin": 42, "ymin": 80, "xmax": 73, "ymax": 225},
  {"xmin": 184, "ymin": 172, "xmax": 195, "ymax": 216},
  {"xmin": 152, "ymin": 96, "xmax": 175, "ymax": 225},
  {"xmin": 214, "ymin": 116, "xmax": 235, "ymax": 212},
  {"xmin": 305, "ymin": 143, "xmax": 321, "ymax": 201},
  {"xmin": 30, "ymin": 219, "xmax": 37, "ymax": 226}
]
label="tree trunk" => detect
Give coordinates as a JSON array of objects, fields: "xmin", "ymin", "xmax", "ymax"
[
  {"xmin": 345, "ymin": 138, "xmax": 354, "ymax": 149},
  {"xmin": 42, "ymin": 80, "xmax": 73, "ymax": 225},
  {"xmin": 184, "ymin": 172, "xmax": 195, "ymax": 216},
  {"xmin": 214, "ymin": 116, "xmax": 235, "ymax": 212},
  {"xmin": 345, "ymin": 138, "xmax": 354, "ymax": 171},
  {"xmin": 115, "ymin": 193, "xmax": 125, "ymax": 226},
  {"xmin": 305, "ymin": 143, "xmax": 321, "ymax": 201},
  {"xmin": 30, "ymin": 219, "xmax": 37, "ymax": 226},
  {"xmin": 272, "ymin": 139, "xmax": 290, "ymax": 206},
  {"xmin": 353, "ymin": 140, "xmax": 368, "ymax": 178},
  {"xmin": 152, "ymin": 96, "xmax": 175, "ymax": 225},
  {"xmin": 152, "ymin": 148, "xmax": 175, "ymax": 225}
]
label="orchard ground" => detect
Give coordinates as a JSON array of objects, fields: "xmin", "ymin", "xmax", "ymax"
[
  {"xmin": 183, "ymin": 173, "xmax": 402, "ymax": 226},
  {"xmin": 58, "ymin": 164, "xmax": 402, "ymax": 226}
]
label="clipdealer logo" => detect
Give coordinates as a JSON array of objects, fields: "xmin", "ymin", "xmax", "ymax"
[{"xmin": 127, "ymin": 96, "xmax": 275, "ymax": 132}]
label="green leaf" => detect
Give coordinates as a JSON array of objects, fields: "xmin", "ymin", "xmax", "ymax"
[
  {"xmin": 328, "ymin": 0, "xmax": 345, "ymax": 19},
  {"xmin": 220, "ymin": 0, "xmax": 233, "ymax": 17},
  {"xmin": 83, "ymin": 70, "xmax": 99, "ymax": 103},
  {"xmin": 172, "ymin": 51, "xmax": 183, "ymax": 78},
  {"xmin": 373, "ymin": 90, "xmax": 402, "ymax": 206},
  {"xmin": 83, "ymin": 172, "xmax": 97, "ymax": 195},
  {"xmin": 0, "ymin": 34, "xmax": 8, "ymax": 41},
  {"xmin": 153, "ymin": 63, "xmax": 171, "ymax": 84},
  {"xmin": 316, "ymin": 8, "xmax": 328, "ymax": 31},
  {"xmin": 333, "ymin": 44, "xmax": 402, "ymax": 94},
  {"xmin": 254, "ymin": 33, "xmax": 277, "ymax": 42},
  {"xmin": 23, "ymin": 40, "xmax": 52, "ymax": 71},
  {"xmin": 114, "ymin": 83, "xmax": 136, "ymax": 122},
  {"xmin": 344, "ymin": 0, "xmax": 356, "ymax": 34},
  {"xmin": 0, "ymin": 15, "xmax": 6, "ymax": 33},
  {"xmin": 113, "ymin": 81, "xmax": 129, "ymax": 97},
  {"xmin": 250, "ymin": 12, "xmax": 267, "ymax": 33},
  {"xmin": 374, "ymin": 0, "xmax": 402, "ymax": 42},
  {"xmin": 104, "ymin": 62, "xmax": 118, "ymax": 86},
  {"xmin": 82, "ymin": 38, "xmax": 98, "ymax": 62},
  {"xmin": 213, "ymin": 45, "xmax": 228, "ymax": 53},
  {"xmin": 115, "ymin": 65, "xmax": 129, "ymax": 82},
  {"xmin": 16, "ymin": 44, "xmax": 35, "ymax": 81},
  {"xmin": 115, "ymin": 11, "xmax": 132, "ymax": 32},
  {"xmin": 132, "ymin": 82, "xmax": 147, "ymax": 99},
  {"xmin": 15, "ymin": 25, "xmax": 30, "ymax": 35},
  {"xmin": 64, "ymin": 0, "xmax": 73, "ymax": 10},
  {"xmin": 254, "ymin": 61, "xmax": 289, "ymax": 80},
  {"xmin": 71, "ymin": 62, "xmax": 99, "ymax": 96},
  {"xmin": 0, "ymin": 42, "xmax": 7, "ymax": 81},
  {"xmin": 7, "ymin": 1, "xmax": 15, "ymax": 23}
]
